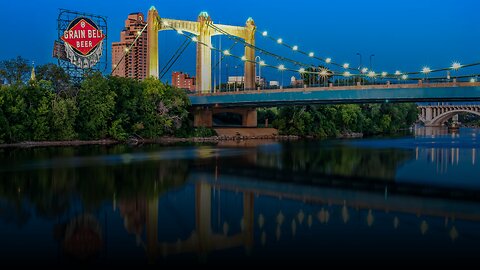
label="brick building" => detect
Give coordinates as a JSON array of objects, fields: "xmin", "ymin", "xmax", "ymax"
[
  {"xmin": 172, "ymin": 71, "xmax": 196, "ymax": 91},
  {"xmin": 112, "ymin": 13, "xmax": 148, "ymax": 79}
]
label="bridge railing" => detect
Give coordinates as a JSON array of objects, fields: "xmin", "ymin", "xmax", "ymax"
[{"xmin": 190, "ymin": 80, "xmax": 480, "ymax": 96}]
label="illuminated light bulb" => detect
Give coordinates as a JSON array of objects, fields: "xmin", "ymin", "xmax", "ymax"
[
  {"xmin": 299, "ymin": 67, "xmax": 306, "ymax": 73},
  {"xmin": 361, "ymin": 67, "xmax": 368, "ymax": 74},
  {"xmin": 292, "ymin": 45, "xmax": 298, "ymax": 51},
  {"xmin": 343, "ymin": 63, "xmax": 350, "ymax": 69},
  {"xmin": 402, "ymin": 74, "xmax": 408, "ymax": 80},
  {"xmin": 451, "ymin": 62, "xmax": 462, "ymax": 70},
  {"xmin": 223, "ymin": 50, "xmax": 230, "ymax": 55},
  {"xmin": 278, "ymin": 64, "xmax": 286, "ymax": 70},
  {"xmin": 309, "ymin": 52, "xmax": 314, "ymax": 57},
  {"xmin": 422, "ymin": 67, "xmax": 431, "ymax": 74},
  {"xmin": 259, "ymin": 60, "xmax": 266, "ymax": 66},
  {"xmin": 241, "ymin": 55, "xmax": 247, "ymax": 61},
  {"xmin": 277, "ymin": 38, "xmax": 283, "ymax": 44},
  {"xmin": 381, "ymin": 72, "xmax": 388, "ymax": 77},
  {"xmin": 262, "ymin": 31, "xmax": 268, "ymax": 36},
  {"xmin": 395, "ymin": 70, "xmax": 402, "ymax": 76},
  {"xmin": 191, "ymin": 36, "xmax": 198, "ymax": 42},
  {"xmin": 470, "ymin": 78, "xmax": 476, "ymax": 83},
  {"xmin": 177, "ymin": 29, "xmax": 184, "ymax": 35},
  {"xmin": 320, "ymin": 69, "xmax": 329, "ymax": 76},
  {"xmin": 343, "ymin": 71, "xmax": 351, "ymax": 77},
  {"xmin": 325, "ymin": 58, "xmax": 332, "ymax": 64},
  {"xmin": 137, "ymin": 31, "xmax": 142, "ymax": 36},
  {"xmin": 124, "ymin": 47, "xmax": 129, "ymax": 53},
  {"xmin": 368, "ymin": 71, "xmax": 376, "ymax": 78}
]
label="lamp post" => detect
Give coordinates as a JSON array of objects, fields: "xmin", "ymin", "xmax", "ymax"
[{"xmin": 255, "ymin": 56, "xmax": 261, "ymax": 89}]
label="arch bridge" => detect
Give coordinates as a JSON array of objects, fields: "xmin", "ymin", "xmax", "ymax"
[{"xmin": 419, "ymin": 104, "xmax": 480, "ymax": 127}]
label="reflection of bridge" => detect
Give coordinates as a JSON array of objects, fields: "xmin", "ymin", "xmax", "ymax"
[
  {"xmin": 139, "ymin": 170, "xmax": 480, "ymax": 262},
  {"xmin": 419, "ymin": 104, "xmax": 480, "ymax": 127}
]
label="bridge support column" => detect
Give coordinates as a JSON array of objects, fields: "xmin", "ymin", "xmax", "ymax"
[
  {"xmin": 147, "ymin": 7, "xmax": 160, "ymax": 78},
  {"xmin": 193, "ymin": 108, "xmax": 213, "ymax": 127},
  {"xmin": 196, "ymin": 13, "xmax": 213, "ymax": 94},
  {"xmin": 244, "ymin": 18, "xmax": 256, "ymax": 90},
  {"xmin": 242, "ymin": 108, "xmax": 257, "ymax": 127}
]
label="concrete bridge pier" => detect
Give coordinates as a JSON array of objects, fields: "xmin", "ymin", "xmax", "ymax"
[{"xmin": 193, "ymin": 107, "xmax": 257, "ymax": 128}]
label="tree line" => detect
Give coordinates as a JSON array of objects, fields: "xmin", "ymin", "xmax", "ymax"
[{"xmin": 0, "ymin": 57, "xmax": 201, "ymax": 143}]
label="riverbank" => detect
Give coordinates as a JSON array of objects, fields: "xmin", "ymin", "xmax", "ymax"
[{"xmin": 0, "ymin": 135, "xmax": 301, "ymax": 149}]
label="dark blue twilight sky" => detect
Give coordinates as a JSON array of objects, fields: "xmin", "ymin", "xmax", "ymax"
[{"xmin": 2, "ymin": 0, "xmax": 479, "ymax": 83}]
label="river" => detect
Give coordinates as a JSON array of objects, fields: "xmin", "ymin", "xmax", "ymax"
[{"xmin": 0, "ymin": 127, "xmax": 479, "ymax": 265}]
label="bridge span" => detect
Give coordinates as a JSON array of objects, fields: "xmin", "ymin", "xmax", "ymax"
[{"xmin": 188, "ymin": 82, "xmax": 480, "ymax": 127}]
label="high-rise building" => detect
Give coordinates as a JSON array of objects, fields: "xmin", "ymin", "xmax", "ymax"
[
  {"xmin": 172, "ymin": 71, "xmax": 196, "ymax": 91},
  {"xmin": 112, "ymin": 13, "xmax": 148, "ymax": 79}
]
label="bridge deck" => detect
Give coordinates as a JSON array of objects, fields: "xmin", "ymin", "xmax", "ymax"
[{"xmin": 189, "ymin": 82, "xmax": 480, "ymax": 107}]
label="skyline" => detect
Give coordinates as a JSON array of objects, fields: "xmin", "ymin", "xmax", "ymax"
[{"xmin": 2, "ymin": 0, "xmax": 480, "ymax": 83}]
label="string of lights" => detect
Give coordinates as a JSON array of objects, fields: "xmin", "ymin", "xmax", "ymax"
[{"xmin": 258, "ymin": 29, "xmax": 480, "ymax": 79}]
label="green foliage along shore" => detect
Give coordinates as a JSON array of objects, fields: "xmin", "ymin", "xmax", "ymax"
[
  {"xmin": 0, "ymin": 65, "xmax": 193, "ymax": 143},
  {"xmin": 258, "ymin": 103, "xmax": 419, "ymax": 137}
]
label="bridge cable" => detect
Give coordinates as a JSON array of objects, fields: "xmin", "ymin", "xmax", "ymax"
[
  {"xmin": 159, "ymin": 37, "xmax": 192, "ymax": 79},
  {"xmin": 111, "ymin": 23, "xmax": 149, "ymax": 76}
]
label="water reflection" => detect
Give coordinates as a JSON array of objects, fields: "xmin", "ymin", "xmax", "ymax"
[{"xmin": 0, "ymin": 129, "xmax": 480, "ymax": 264}]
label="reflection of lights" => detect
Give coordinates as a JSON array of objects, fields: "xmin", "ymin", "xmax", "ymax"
[
  {"xmin": 276, "ymin": 225, "xmax": 281, "ymax": 241},
  {"xmin": 307, "ymin": 215, "xmax": 313, "ymax": 228},
  {"xmin": 393, "ymin": 217, "xmax": 399, "ymax": 229},
  {"xmin": 420, "ymin": 220, "xmax": 428, "ymax": 235},
  {"xmin": 223, "ymin": 222, "xmax": 229, "ymax": 235},
  {"xmin": 258, "ymin": 214, "xmax": 265, "ymax": 229},
  {"xmin": 449, "ymin": 226, "xmax": 459, "ymax": 241},
  {"xmin": 318, "ymin": 208, "xmax": 330, "ymax": 224},
  {"xmin": 367, "ymin": 210, "xmax": 374, "ymax": 227},
  {"xmin": 291, "ymin": 219, "xmax": 297, "ymax": 237},
  {"xmin": 276, "ymin": 211, "xmax": 285, "ymax": 225},
  {"xmin": 261, "ymin": 231, "xmax": 267, "ymax": 246},
  {"xmin": 342, "ymin": 203, "xmax": 349, "ymax": 224},
  {"xmin": 240, "ymin": 218, "xmax": 245, "ymax": 232},
  {"xmin": 297, "ymin": 210, "xmax": 305, "ymax": 225}
]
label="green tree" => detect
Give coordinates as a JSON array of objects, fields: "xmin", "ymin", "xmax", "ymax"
[
  {"xmin": 0, "ymin": 56, "xmax": 30, "ymax": 85},
  {"xmin": 36, "ymin": 63, "xmax": 70, "ymax": 93},
  {"xmin": 77, "ymin": 73, "xmax": 116, "ymax": 139},
  {"xmin": 51, "ymin": 97, "xmax": 78, "ymax": 140}
]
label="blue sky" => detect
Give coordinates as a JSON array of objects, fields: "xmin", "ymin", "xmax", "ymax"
[{"xmin": 2, "ymin": 0, "xmax": 479, "ymax": 83}]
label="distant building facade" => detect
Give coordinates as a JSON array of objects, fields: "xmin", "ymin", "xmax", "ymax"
[
  {"xmin": 112, "ymin": 13, "xmax": 148, "ymax": 79},
  {"xmin": 228, "ymin": 76, "xmax": 265, "ymax": 87},
  {"xmin": 172, "ymin": 71, "xmax": 196, "ymax": 91},
  {"xmin": 290, "ymin": 76, "xmax": 304, "ymax": 87}
]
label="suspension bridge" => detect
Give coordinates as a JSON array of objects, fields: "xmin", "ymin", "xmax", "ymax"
[{"xmin": 118, "ymin": 6, "xmax": 480, "ymax": 127}]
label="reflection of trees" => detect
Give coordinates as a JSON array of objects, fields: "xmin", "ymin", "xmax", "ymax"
[
  {"xmin": 255, "ymin": 142, "xmax": 413, "ymax": 180},
  {"xmin": 0, "ymin": 145, "xmax": 190, "ymax": 225}
]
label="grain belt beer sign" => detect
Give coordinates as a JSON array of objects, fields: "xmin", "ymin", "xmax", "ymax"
[{"xmin": 61, "ymin": 17, "xmax": 105, "ymax": 68}]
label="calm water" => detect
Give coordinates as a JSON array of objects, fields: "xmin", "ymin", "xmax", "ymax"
[{"xmin": 1, "ymin": 128, "xmax": 480, "ymax": 265}]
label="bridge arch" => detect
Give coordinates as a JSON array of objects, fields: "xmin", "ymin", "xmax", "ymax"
[
  {"xmin": 147, "ymin": 6, "xmax": 256, "ymax": 93},
  {"xmin": 427, "ymin": 109, "xmax": 480, "ymax": 126}
]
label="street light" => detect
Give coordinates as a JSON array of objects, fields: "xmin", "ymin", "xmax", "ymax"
[
  {"xmin": 278, "ymin": 64, "xmax": 286, "ymax": 88},
  {"xmin": 356, "ymin": 53, "xmax": 362, "ymax": 70},
  {"xmin": 255, "ymin": 56, "xmax": 262, "ymax": 89}
]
